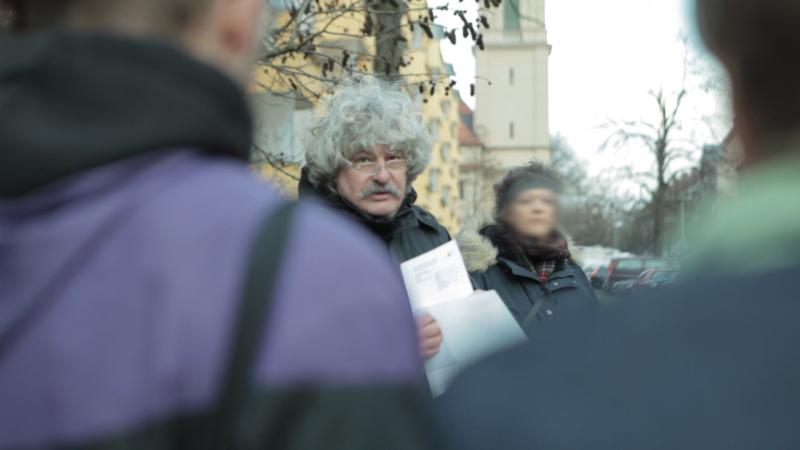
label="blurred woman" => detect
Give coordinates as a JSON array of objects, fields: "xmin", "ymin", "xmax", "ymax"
[{"xmin": 458, "ymin": 162, "xmax": 597, "ymax": 337}]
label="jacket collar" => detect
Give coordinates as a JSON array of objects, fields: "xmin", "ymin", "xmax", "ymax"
[
  {"xmin": 411, "ymin": 206, "xmax": 444, "ymax": 232},
  {"xmin": 0, "ymin": 31, "xmax": 252, "ymax": 198},
  {"xmin": 456, "ymin": 214, "xmax": 572, "ymax": 274},
  {"xmin": 497, "ymin": 256, "xmax": 577, "ymax": 283},
  {"xmin": 298, "ymin": 167, "xmax": 428, "ymax": 239},
  {"xmin": 456, "ymin": 214, "xmax": 500, "ymax": 272}
]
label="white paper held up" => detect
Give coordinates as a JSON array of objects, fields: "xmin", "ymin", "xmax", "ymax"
[
  {"xmin": 400, "ymin": 242, "xmax": 527, "ymax": 396},
  {"xmin": 420, "ymin": 290, "xmax": 526, "ymax": 396},
  {"xmin": 399, "ymin": 240, "xmax": 473, "ymax": 311}
]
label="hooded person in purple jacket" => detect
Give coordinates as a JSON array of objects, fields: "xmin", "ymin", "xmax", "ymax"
[{"xmin": 0, "ymin": 1, "xmax": 438, "ymax": 449}]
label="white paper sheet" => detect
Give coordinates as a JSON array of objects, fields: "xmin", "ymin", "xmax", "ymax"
[
  {"xmin": 420, "ymin": 290, "xmax": 527, "ymax": 396},
  {"xmin": 400, "ymin": 242, "xmax": 527, "ymax": 396},
  {"xmin": 400, "ymin": 240, "xmax": 473, "ymax": 310}
]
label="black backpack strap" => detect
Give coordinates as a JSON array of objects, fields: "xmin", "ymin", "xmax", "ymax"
[{"xmin": 210, "ymin": 201, "xmax": 297, "ymax": 446}]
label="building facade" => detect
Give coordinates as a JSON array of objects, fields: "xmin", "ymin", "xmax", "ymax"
[
  {"xmin": 458, "ymin": 100, "xmax": 496, "ymax": 222},
  {"xmin": 405, "ymin": 30, "xmax": 462, "ymax": 231},
  {"xmin": 458, "ymin": 0, "xmax": 552, "ymax": 225},
  {"xmin": 474, "ymin": 0, "xmax": 551, "ymax": 169}
]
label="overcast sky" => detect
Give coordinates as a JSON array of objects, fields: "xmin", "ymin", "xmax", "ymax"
[{"xmin": 435, "ymin": 0, "xmax": 730, "ymax": 176}]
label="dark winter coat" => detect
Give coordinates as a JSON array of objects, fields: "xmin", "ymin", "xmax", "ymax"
[
  {"xmin": 457, "ymin": 219, "xmax": 597, "ymax": 337},
  {"xmin": 437, "ymin": 267, "xmax": 800, "ymax": 450},
  {"xmin": 382, "ymin": 204, "xmax": 452, "ymax": 262},
  {"xmin": 299, "ymin": 170, "xmax": 451, "ymax": 263}
]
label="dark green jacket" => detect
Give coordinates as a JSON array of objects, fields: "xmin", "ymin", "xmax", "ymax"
[
  {"xmin": 298, "ymin": 170, "xmax": 451, "ymax": 263},
  {"xmin": 458, "ymin": 221, "xmax": 597, "ymax": 337}
]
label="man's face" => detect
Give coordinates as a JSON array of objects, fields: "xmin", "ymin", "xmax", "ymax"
[{"xmin": 335, "ymin": 144, "xmax": 409, "ymax": 218}]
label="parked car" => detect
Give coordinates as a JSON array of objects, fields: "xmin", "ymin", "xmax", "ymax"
[
  {"xmin": 587, "ymin": 266, "xmax": 609, "ymax": 290},
  {"xmin": 602, "ymin": 257, "xmax": 678, "ymax": 291},
  {"xmin": 632, "ymin": 268, "xmax": 679, "ymax": 294},
  {"xmin": 611, "ymin": 279, "xmax": 637, "ymax": 296}
]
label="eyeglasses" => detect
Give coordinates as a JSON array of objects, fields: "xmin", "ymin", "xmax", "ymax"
[{"xmin": 347, "ymin": 158, "xmax": 408, "ymax": 176}]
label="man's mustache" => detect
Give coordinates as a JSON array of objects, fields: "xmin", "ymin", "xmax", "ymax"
[{"xmin": 359, "ymin": 182, "xmax": 403, "ymax": 200}]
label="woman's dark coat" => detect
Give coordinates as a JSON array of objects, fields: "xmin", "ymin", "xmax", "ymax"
[{"xmin": 458, "ymin": 219, "xmax": 598, "ymax": 337}]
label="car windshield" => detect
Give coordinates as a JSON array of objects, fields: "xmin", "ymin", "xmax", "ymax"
[
  {"xmin": 646, "ymin": 259, "xmax": 676, "ymax": 269},
  {"xmin": 652, "ymin": 271, "xmax": 677, "ymax": 282},
  {"xmin": 616, "ymin": 259, "xmax": 642, "ymax": 271}
]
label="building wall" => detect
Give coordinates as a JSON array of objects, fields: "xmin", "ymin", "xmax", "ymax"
[
  {"xmin": 458, "ymin": 143, "xmax": 497, "ymax": 223},
  {"xmin": 403, "ymin": 40, "xmax": 462, "ymax": 232},
  {"xmin": 475, "ymin": 0, "xmax": 551, "ymax": 169},
  {"xmin": 251, "ymin": 92, "xmax": 307, "ymax": 197},
  {"xmin": 460, "ymin": 0, "xmax": 551, "ymax": 225},
  {"xmin": 490, "ymin": 146, "xmax": 552, "ymax": 168}
]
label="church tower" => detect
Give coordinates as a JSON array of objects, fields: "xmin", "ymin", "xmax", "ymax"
[{"xmin": 474, "ymin": 0, "xmax": 551, "ymax": 169}]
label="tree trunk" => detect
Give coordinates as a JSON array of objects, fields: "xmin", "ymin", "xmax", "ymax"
[
  {"xmin": 653, "ymin": 136, "xmax": 668, "ymax": 257},
  {"xmin": 653, "ymin": 183, "xmax": 666, "ymax": 256}
]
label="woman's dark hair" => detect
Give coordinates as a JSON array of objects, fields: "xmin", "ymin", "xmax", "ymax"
[{"xmin": 493, "ymin": 162, "xmax": 562, "ymax": 220}]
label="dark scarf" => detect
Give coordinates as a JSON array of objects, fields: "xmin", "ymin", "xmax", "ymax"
[
  {"xmin": 298, "ymin": 167, "xmax": 417, "ymax": 244},
  {"xmin": 482, "ymin": 223, "xmax": 569, "ymax": 283},
  {"xmin": 0, "ymin": 31, "xmax": 252, "ymax": 197}
]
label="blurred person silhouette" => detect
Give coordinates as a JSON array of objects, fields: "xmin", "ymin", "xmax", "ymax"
[
  {"xmin": 436, "ymin": 1, "xmax": 800, "ymax": 449},
  {"xmin": 0, "ymin": 1, "xmax": 438, "ymax": 449},
  {"xmin": 457, "ymin": 162, "xmax": 597, "ymax": 338},
  {"xmin": 298, "ymin": 77, "xmax": 449, "ymax": 360}
]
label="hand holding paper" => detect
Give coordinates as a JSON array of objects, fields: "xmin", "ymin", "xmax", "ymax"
[
  {"xmin": 400, "ymin": 241, "xmax": 526, "ymax": 396},
  {"xmin": 417, "ymin": 314, "xmax": 443, "ymax": 359}
]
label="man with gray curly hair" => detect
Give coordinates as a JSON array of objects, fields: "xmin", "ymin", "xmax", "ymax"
[{"xmin": 300, "ymin": 76, "xmax": 450, "ymax": 359}]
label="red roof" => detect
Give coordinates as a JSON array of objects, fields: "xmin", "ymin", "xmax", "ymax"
[
  {"xmin": 457, "ymin": 99, "xmax": 482, "ymax": 146},
  {"xmin": 459, "ymin": 123, "xmax": 482, "ymax": 146},
  {"xmin": 459, "ymin": 99, "xmax": 472, "ymax": 115}
]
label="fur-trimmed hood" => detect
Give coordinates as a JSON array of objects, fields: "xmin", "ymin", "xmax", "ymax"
[
  {"xmin": 457, "ymin": 215, "xmax": 575, "ymax": 273},
  {"xmin": 457, "ymin": 214, "xmax": 499, "ymax": 273}
]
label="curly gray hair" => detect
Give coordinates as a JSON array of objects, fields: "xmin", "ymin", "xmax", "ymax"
[{"xmin": 303, "ymin": 76, "xmax": 432, "ymax": 189}]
